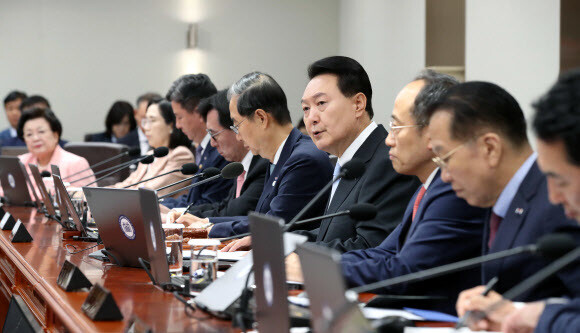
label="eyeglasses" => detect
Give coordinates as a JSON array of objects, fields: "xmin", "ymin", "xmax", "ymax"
[
  {"xmin": 389, "ymin": 121, "xmax": 419, "ymax": 136},
  {"xmin": 431, "ymin": 143, "xmax": 466, "ymax": 169},
  {"xmin": 141, "ymin": 118, "xmax": 159, "ymax": 128},
  {"xmin": 230, "ymin": 118, "xmax": 247, "ymax": 134},
  {"xmin": 206, "ymin": 127, "xmax": 228, "ymax": 140}
]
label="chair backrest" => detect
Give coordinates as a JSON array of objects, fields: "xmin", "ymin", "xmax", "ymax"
[
  {"xmin": 1, "ymin": 146, "xmax": 28, "ymax": 157},
  {"xmin": 64, "ymin": 142, "xmax": 130, "ymax": 186}
]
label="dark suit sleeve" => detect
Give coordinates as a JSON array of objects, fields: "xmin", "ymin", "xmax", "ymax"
[
  {"xmin": 314, "ymin": 156, "xmax": 420, "ymax": 253},
  {"xmin": 209, "ymin": 150, "xmax": 332, "ymax": 238},
  {"xmin": 340, "ymin": 189, "xmax": 484, "ymax": 294},
  {"xmin": 536, "ymin": 299, "xmax": 580, "ymax": 333}
]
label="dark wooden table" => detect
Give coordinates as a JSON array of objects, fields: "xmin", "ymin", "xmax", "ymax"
[{"xmin": 0, "ymin": 206, "xmax": 236, "ymax": 332}]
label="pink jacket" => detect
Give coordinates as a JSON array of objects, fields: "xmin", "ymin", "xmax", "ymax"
[
  {"xmin": 19, "ymin": 145, "xmax": 96, "ymax": 196},
  {"xmin": 112, "ymin": 146, "xmax": 194, "ymax": 198}
]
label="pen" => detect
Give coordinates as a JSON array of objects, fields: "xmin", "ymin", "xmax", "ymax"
[{"xmin": 455, "ymin": 276, "xmax": 499, "ymax": 329}]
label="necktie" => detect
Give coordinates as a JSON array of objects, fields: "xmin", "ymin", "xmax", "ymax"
[
  {"xmin": 412, "ymin": 186, "xmax": 427, "ymax": 220},
  {"xmin": 235, "ymin": 170, "xmax": 246, "ymax": 198},
  {"xmin": 329, "ymin": 162, "xmax": 342, "ymax": 204},
  {"xmin": 269, "ymin": 163, "xmax": 276, "ymax": 176},
  {"xmin": 488, "ymin": 212, "xmax": 503, "ymax": 248},
  {"xmin": 195, "ymin": 145, "xmax": 203, "ymax": 165}
]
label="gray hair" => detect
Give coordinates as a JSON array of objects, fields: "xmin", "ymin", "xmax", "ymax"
[{"xmin": 412, "ymin": 69, "xmax": 459, "ymax": 128}]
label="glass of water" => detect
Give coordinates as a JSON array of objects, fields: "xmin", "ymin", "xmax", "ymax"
[
  {"xmin": 162, "ymin": 224, "xmax": 185, "ymax": 276},
  {"xmin": 188, "ymin": 238, "xmax": 221, "ymax": 291}
]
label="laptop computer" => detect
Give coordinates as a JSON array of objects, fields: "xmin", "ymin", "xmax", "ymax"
[
  {"xmin": 194, "ymin": 214, "xmax": 307, "ymax": 319},
  {"xmin": 0, "ymin": 156, "xmax": 34, "ymax": 206},
  {"xmin": 296, "ymin": 243, "xmax": 373, "ymax": 333},
  {"xmin": 139, "ymin": 188, "xmax": 189, "ymax": 289},
  {"xmin": 83, "ymin": 187, "xmax": 148, "ymax": 267},
  {"xmin": 29, "ymin": 164, "xmax": 57, "ymax": 219},
  {"xmin": 250, "ymin": 212, "xmax": 311, "ymax": 331},
  {"xmin": 53, "ymin": 175, "xmax": 98, "ymax": 241}
]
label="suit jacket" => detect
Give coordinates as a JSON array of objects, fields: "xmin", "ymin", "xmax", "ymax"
[
  {"xmin": 187, "ymin": 155, "xmax": 268, "ymax": 218},
  {"xmin": 112, "ymin": 146, "xmax": 194, "ymax": 198},
  {"xmin": 536, "ymin": 298, "xmax": 580, "ymax": 333},
  {"xmin": 294, "ymin": 125, "xmax": 421, "ymax": 253},
  {"xmin": 162, "ymin": 143, "xmax": 232, "ymax": 209},
  {"xmin": 87, "ymin": 129, "xmax": 140, "ymax": 149},
  {"xmin": 208, "ymin": 128, "xmax": 333, "ymax": 238},
  {"xmin": 482, "ymin": 162, "xmax": 580, "ymax": 302},
  {"xmin": 341, "ymin": 171, "xmax": 486, "ymax": 315},
  {"xmin": 0, "ymin": 128, "xmax": 25, "ymax": 147}
]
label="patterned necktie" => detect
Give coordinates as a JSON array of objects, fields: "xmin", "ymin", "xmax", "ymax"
[
  {"xmin": 235, "ymin": 170, "xmax": 246, "ymax": 198},
  {"xmin": 329, "ymin": 162, "xmax": 342, "ymax": 204},
  {"xmin": 412, "ymin": 186, "xmax": 427, "ymax": 220},
  {"xmin": 488, "ymin": 212, "xmax": 503, "ymax": 248},
  {"xmin": 195, "ymin": 145, "xmax": 203, "ymax": 165}
]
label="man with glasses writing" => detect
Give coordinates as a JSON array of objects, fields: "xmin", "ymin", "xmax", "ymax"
[
  {"xmin": 161, "ymin": 74, "xmax": 232, "ymax": 211},
  {"xmin": 426, "ymin": 82, "xmax": 580, "ymax": 323},
  {"xmin": 166, "ymin": 90, "xmax": 268, "ymax": 223}
]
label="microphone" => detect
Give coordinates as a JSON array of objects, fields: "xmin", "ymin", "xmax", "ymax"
[
  {"xmin": 122, "ymin": 163, "xmax": 199, "ymax": 189},
  {"xmin": 82, "ymin": 147, "xmax": 168, "ymax": 187},
  {"xmin": 62, "ymin": 146, "xmax": 140, "ymax": 180},
  {"xmin": 349, "ymin": 233, "xmax": 577, "ymax": 294},
  {"xmin": 155, "ymin": 167, "xmax": 220, "ymax": 192},
  {"xmin": 158, "ymin": 162, "xmax": 243, "ymax": 200},
  {"xmin": 69, "ymin": 147, "xmax": 169, "ymax": 184},
  {"xmin": 286, "ymin": 158, "xmax": 365, "ymax": 227},
  {"xmin": 218, "ymin": 203, "xmax": 378, "ymax": 241},
  {"xmin": 40, "ymin": 171, "xmax": 52, "ymax": 178}
]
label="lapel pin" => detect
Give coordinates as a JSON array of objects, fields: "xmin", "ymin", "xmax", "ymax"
[
  {"xmin": 515, "ymin": 208, "xmax": 524, "ymax": 215},
  {"xmin": 272, "ymin": 181, "xmax": 276, "ymax": 186}
]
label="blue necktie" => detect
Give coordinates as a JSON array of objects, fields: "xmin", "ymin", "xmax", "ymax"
[
  {"xmin": 195, "ymin": 145, "xmax": 203, "ymax": 165},
  {"xmin": 269, "ymin": 163, "xmax": 276, "ymax": 176},
  {"xmin": 329, "ymin": 162, "xmax": 341, "ymax": 204}
]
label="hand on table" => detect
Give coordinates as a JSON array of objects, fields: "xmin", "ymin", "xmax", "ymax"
[
  {"xmin": 456, "ymin": 286, "xmax": 515, "ymax": 331},
  {"xmin": 221, "ymin": 236, "xmax": 252, "ymax": 252},
  {"xmin": 167, "ymin": 211, "xmax": 209, "ymax": 228},
  {"xmin": 285, "ymin": 253, "xmax": 304, "ymax": 283}
]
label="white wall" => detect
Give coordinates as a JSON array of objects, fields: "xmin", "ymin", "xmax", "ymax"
[
  {"xmin": 0, "ymin": 0, "xmax": 339, "ymax": 141},
  {"xmin": 339, "ymin": 0, "xmax": 426, "ymax": 127},
  {"xmin": 465, "ymin": 0, "xmax": 560, "ymax": 140}
]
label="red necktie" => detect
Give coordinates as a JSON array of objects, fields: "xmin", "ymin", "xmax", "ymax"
[
  {"xmin": 488, "ymin": 212, "xmax": 503, "ymax": 248},
  {"xmin": 412, "ymin": 186, "xmax": 427, "ymax": 220},
  {"xmin": 235, "ymin": 171, "xmax": 246, "ymax": 198}
]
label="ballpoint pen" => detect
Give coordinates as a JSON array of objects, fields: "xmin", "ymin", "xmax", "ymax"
[{"xmin": 455, "ymin": 276, "xmax": 499, "ymax": 329}]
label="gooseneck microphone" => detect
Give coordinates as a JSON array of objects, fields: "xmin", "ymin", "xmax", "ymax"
[
  {"xmin": 69, "ymin": 147, "xmax": 169, "ymax": 184},
  {"xmin": 156, "ymin": 167, "xmax": 220, "ymax": 193},
  {"xmin": 81, "ymin": 147, "xmax": 168, "ymax": 187},
  {"xmin": 158, "ymin": 162, "xmax": 244, "ymax": 200},
  {"xmin": 287, "ymin": 158, "xmax": 365, "ymax": 227},
  {"xmin": 62, "ymin": 146, "xmax": 140, "ymax": 180},
  {"xmin": 349, "ymin": 233, "xmax": 577, "ymax": 294},
  {"xmin": 122, "ymin": 163, "xmax": 199, "ymax": 189},
  {"xmin": 218, "ymin": 203, "xmax": 378, "ymax": 241},
  {"xmin": 40, "ymin": 171, "xmax": 52, "ymax": 178}
]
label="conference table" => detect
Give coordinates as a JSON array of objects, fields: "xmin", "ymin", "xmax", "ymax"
[{"xmin": 0, "ymin": 206, "xmax": 235, "ymax": 332}]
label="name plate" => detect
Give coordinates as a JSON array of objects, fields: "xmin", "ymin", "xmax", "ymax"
[
  {"xmin": 0, "ymin": 213, "xmax": 16, "ymax": 230},
  {"xmin": 10, "ymin": 220, "xmax": 33, "ymax": 243},
  {"xmin": 81, "ymin": 284, "xmax": 123, "ymax": 321},
  {"xmin": 57, "ymin": 260, "xmax": 92, "ymax": 292}
]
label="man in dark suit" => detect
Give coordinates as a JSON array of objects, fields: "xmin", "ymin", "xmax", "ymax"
[
  {"xmin": 0, "ymin": 91, "xmax": 27, "ymax": 148},
  {"xmin": 189, "ymin": 72, "xmax": 333, "ymax": 239},
  {"xmin": 288, "ymin": 69, "xmax": 486, "ymax": 314},
  {"xmin": 166, "ymin": 90, "xmax": 268, "ymax": 222},
  {"xmin": 288, "ymin": 56, "xmax": 421, "ymax": 253},
  {"xmin": 453, "ymin": 70, "xmax": 580, "ymax": 333},
  {"xmin": 161, "ymin": 74, "xmax": 232, "ymax": 211},
  {"xmin": 426, "ymin": 82, "xmax": 580, "ymax": 330}
]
